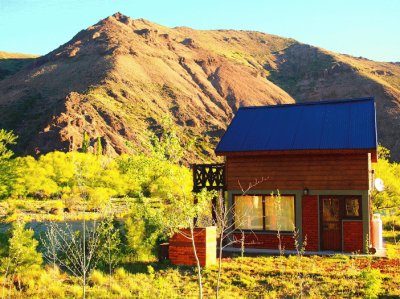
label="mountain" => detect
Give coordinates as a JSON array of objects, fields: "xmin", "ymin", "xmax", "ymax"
[
  {"xmin": 0, "ymin": 13, "xmax": 294, "ymax": 162},
  {"xmin": 266, "ymin": 45, "xmax": 400, "ymax": 160},
  {"xmin": 0, "ymin": 51, "xmax": 38, "ymax": 80},
  {"xmin": 0, "ymin": 13, "xmax": 399, "ymax": 161}
]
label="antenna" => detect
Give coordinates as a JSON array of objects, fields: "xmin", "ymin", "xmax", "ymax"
[{"xmin": 374, "ymin": 178, "xmax": 385, "ymax": 192}]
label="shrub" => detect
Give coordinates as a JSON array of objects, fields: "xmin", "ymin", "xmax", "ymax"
[
  {"xmin": 90, "ymin": 270, "xmax": 108, "ymax": 286},
  {"xmin": 124, "ymin": 202, "xmax": 161, "ymax": 260},
  {"xmin": 360, "ymin": 268, "xmax": 382, "ymax": 299}
]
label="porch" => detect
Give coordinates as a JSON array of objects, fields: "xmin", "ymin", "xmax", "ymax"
[{"xmin": 221, "ymin": 246, "xmax": 387, "ymax": 258}]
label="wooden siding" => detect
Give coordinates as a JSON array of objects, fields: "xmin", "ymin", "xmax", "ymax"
[
  {"xmin": 218, "ymin": 149, "xmax": 377, "ymax": 162},
  {"xmin": 226, "ymin": 153, "xmax": 370, "ymax": 191}
]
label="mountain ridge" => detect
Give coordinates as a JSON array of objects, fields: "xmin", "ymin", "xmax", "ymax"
[{"xmin": 0, "ymin": 12, "xmax": 399, "ymax": 160}]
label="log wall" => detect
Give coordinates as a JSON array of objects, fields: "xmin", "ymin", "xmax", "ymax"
[{"xmin": 226, "ymin": 153, "xmax": 370, "ymax": 191}]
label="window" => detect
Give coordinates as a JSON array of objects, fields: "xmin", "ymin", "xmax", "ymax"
[
  {"xmin": 234, "ymin": 194, "xmax": 295, "ymax": 231},
  {"xmin": 234, "ymin": 195, "xmax": 263, "ymax": 230},
  {"xmin": 265, "ymin": 195, "xmax": 295, "ymax": 231},
  {"xmin": 320, "ymin": 195, "xmax": 362, "ymax": 219},
  {"xmin": 344, "ymin": 196, "xmax": 361, "ymax": 218}
]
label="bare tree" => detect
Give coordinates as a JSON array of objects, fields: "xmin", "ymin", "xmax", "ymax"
[
  {"xmin": 214, "ymin": 177, "xmax": 265, "ymax": 298},
  {"xmin": 293, "ymin": 228, "xmax": 307, "ymax": 298},
  {"xmin": 175, "ymin": 220, "xmax": 205, "ymax": 299},
  {"xmin": 273, "ymin": 191, "xmax": 284, "ymax": 255},
  {"xmin": 41, "ymin": 220, "xmax": 102, "ymax": 298},
  {"xmin": 97, "ymin": 210, "xmax": 121, "ymax": 292},
  {"xmin": 162, "ymin": 186, "xmax": 211, "ymax": 299}
]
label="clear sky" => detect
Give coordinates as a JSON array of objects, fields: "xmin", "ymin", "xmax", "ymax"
[{"xmin": 0, "ymin": 0, "xmax": 399, "ymax": 62}]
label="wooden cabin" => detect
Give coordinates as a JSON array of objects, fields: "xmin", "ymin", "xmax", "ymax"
[{"xmin": 215, "ymin": 98, "xmax": 378, "ymax": 253}]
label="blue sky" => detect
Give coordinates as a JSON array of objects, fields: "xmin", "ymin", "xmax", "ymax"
[{"xmin": 0, "ymin": 0, "xmax": 399, "ymax": 62}]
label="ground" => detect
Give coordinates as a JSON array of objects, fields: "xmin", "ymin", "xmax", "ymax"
[{"xmin": 1, "ymin": 235, "xmax": 399, "ymax": 298}]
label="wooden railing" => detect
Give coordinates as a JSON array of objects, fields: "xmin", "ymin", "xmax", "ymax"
[{"xmin": 192, "ymin": 163, "xmax": 225, "ymax": 192}]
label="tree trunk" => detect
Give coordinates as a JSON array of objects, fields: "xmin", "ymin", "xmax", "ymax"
[
  {"xmin": 190, "ymin": 225, "xmax": 203, "ymax": 299},
  {"xmin": 216, "ymin": 231, "xmax": 224, "ymax": 299}
]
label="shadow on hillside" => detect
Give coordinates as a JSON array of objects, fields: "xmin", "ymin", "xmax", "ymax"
[{"xmin": 0, "ymin": 57, "xmax": 36, "ymax": 80}]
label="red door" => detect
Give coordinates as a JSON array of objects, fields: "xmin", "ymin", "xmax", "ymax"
[{"xmin": 321, "ymin": 197, "xmax": 342, "ymax": 251}]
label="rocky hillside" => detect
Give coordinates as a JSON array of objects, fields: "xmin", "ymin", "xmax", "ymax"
[
  {"xmin": 0, "ymin": 13, "xmax": 294, "ymax": 162},
  {"xmin": 0, "ymin": 13, "xmax": 399, "ymax": 160},
  {"xmin": 0, "ymin": 51, "xmax": 37, "ymax": 80},
  {"xmin": 266, "ymin": 44, "xmax": 400, "ymax": 160}
]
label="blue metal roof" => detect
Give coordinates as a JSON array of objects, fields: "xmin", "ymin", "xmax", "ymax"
[{"xmin": 215, "ymin": 97, "xmax": 377, "ymax": 154}]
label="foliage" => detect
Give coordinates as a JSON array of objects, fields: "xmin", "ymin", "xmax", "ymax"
[
  {"xmin": 0, "ymin": 254, "xmax": 399, "ymax": 298},
  {"xmin": 96, "ymin": 137, "xmax": 102, "ymax": 156},
  {"xmin": 381, "ymin": 211, "xmax": 400, "ymax": 230},
  {"xmin": 124, "ymin": 202, "xmax": 162, "ymax": 260},
  {"xmin": 97, "ymin": 216, "xmax": 122, "ymax": 273},
  {"xmin": 40, "ymin": 219, "xmax": 104, "ymax": 298},
  {"xmin": 116, "ymin": 154, "xmax": 192, "ymax": 200},
  {"xmin": 0, "ymin": 129, "xmax": 18, "ymax": 199},
  {"xmin": 360, "ymin": 268, "xmax": 382, "ymax": 299},
  {"xmin": 372, "ymin": 145, "xmax": 400, "ymax": 209},
  {"xmin": 0, "ymin": 129, "xmax": 17, "ymax": 160},
  {"xmin": 0, "ymin": 158, "xmax": 18, "ymax": 199},
  {"xmin": 82, "ymin": 132, "xmax": 90, "ymax": 153},
  {"xmin": 0, "ymin": 150, "xmax": 192, "ymax": 217},
  {"xmin": 146, "ymin": 115, "xmax": 195, "ymax": 164},
  {"xmin": 0, "ymin": 220, "xmax": 42, "ymax": 289}
]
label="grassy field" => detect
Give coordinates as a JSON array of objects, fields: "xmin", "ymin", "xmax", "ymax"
[
  {"xmin": 1, "ymin": 252, "xmax": 398, "ymax": 298},
  {"xmin": 0, "ymin": 199, "xmax": 398, "ymax": 298},
  {"xmin": 0, "ymin": 226, "xmax": 399, "ymax": 299}
]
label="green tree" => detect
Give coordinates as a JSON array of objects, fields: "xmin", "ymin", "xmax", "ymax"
[
  {"xmin": 124, "ymin": 202, "xmax": 161, "ymax": 260},
  {"xmin": 0, "ymin": 129, "xmax": 18, "ymax": 199},
  {"xmin": 372, "ymin": 146, "xmax": 400, "ymax": 209},
  {"xmin": 96, "ymin": 137, "xmax": 102, "ymax": 156},
  {"xmin": 82, "ymin": 132, "xmax": 90, "ymax": 153},
  {"xmin": 0, "ymin": 129, "xmax": 17, "ymax": 160},
  {"xmin": 1, "ymin": 221, "xmax": 42, "ymax": 293},
  {"xmin": 97, "ymin": 215, "xmax": 122, "ymax": 282},
  {"xmin": 148, "ymin": 115, "xmax": 185, "ymax": 164}
]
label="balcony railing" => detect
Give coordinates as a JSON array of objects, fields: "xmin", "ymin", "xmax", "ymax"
[{"xmin": 192, "ymin": 163, "xmax": 225, "ymax": 192}]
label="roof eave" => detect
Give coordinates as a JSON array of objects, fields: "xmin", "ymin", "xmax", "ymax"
[{"xmin": 216, "ymin": 148, "xmax": 378, "ymax": 160}]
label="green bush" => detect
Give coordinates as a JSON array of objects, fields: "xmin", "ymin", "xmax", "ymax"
[
  {"xmin": 360, "ymin": 268, "xmax": 382, "ymax": 299},
  {"xmin": 0, "ymin": 221, "xmax": 43, "ymax": 291},
  {"xmin": 372, "ymin": 146, "xmax": 400, "ymax": 209},
  {"xmin": 124, "ymin": 203, "xmax": 162, "ymax": 260}
]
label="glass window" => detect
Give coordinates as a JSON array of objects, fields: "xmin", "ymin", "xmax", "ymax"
[
  {"xmin": 265, "ymin": 195, "xmax": 295, "ymax": 231},
  {"xmin": 234, "ymin": 195, "xmax": 263, "ymax": 230},
  {"xmin": 345, "ymin": 197, "xmax": 361, "ymax": 217},
  {"xmin": 234, "ymin": 194, "xmax": 295, "ymax": 231},
  {"xmin": 320, "ymin": 195, "xmax": 362, "ymax": 220}
]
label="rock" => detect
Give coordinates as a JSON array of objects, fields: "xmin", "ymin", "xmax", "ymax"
[
  {"xmin": 49, "ymin": 207, "xmax": 60, "ymax": 215},
  {"xmin": 181, "ymin": 38, "xmax": 198, "ymax": 48}
]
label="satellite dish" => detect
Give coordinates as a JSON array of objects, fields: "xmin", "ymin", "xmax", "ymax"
[{"xmin": 374, "ymin": 178, "xmax": 385, "ymax": 192}]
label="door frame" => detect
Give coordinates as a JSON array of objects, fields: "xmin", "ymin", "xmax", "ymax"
[
  {"xmin": 319, "ymin": 195, "xmax": 363, "ymax": 251},
  {"xmin": 319, "ymin": 196, "xmax": 342, "ymax": 251}
]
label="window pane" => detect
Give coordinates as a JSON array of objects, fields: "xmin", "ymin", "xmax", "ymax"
[
  {"xmin": 345, "ymin": 197, "xmax": 360, "ymax": 217},
  {"xmin": 265, "ymin": 195, "xmax": 295, "ymax": 231},
  {"xmin": 234, "ymin": 196, "xmax": 263, "ymax": 230}
]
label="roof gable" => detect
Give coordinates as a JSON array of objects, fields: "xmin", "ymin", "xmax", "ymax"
[{"xmin": 216, "ymin": 97, "xmax": 377, "ymax": 156}]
